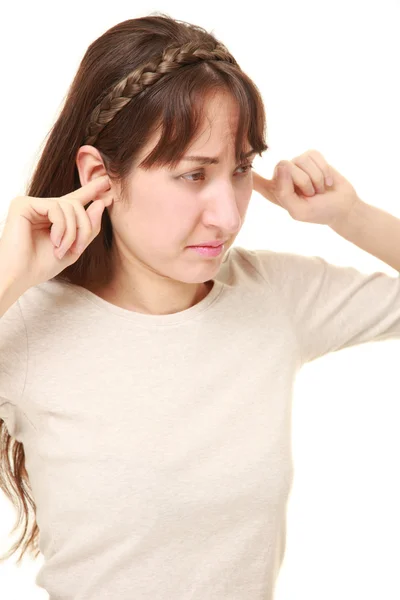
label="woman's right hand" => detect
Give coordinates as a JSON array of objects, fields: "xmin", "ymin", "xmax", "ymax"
[{"xmin": 0, "ymin": 175, "xmax": 113, "ymax": 291}]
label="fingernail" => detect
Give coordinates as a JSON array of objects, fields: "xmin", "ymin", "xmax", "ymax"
[
  {"xmin": 326, "ymin": 177, "xmax": 334, "ymax": 186},
  {"xmin": 58, "ymin": 247, "xmax": 66, "ymax": 259}
]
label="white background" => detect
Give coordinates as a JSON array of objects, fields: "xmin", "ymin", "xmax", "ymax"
[{"xmin": 1, "ymin": 1, "xmax": 399, "ymax": 598}]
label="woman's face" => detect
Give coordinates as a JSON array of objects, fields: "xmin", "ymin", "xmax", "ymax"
[{"xmin": 108, "ymin": 92, "xmax": 255, "ymax": 286}]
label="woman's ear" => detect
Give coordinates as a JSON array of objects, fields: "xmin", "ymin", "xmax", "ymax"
[{"xmin": 75, "ymin": 145, "xmax": 109, "ymax": 188}]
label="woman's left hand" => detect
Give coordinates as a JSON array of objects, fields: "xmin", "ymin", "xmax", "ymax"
[{"xmin": 252, "ymin": 149, "xmax": 360, "ymax": 228}]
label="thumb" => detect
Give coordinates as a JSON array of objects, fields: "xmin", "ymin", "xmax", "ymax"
[
  {"xmin": 276, "ymin": 164, "xmax": 295, "ymax": 200},
  {"xmin": 86, "ymin": 199, "xmax": 106, "ymax": 233}
]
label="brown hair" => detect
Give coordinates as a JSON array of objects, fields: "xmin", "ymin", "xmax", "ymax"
[{"xmin": 0, "ymin": 12, "xmax": 268, "ymax": 565}]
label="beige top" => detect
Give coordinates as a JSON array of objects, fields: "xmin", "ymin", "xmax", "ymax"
[{"xmin": 1, "ymin": 245, "xmax": 400, "ymax": 600}]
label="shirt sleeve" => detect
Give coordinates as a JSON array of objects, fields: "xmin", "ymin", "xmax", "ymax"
[
  {"xmin": 251, "ymin": 248, "xmax": 400, "ymax": 364},
  {"xmin": 0, "ymin": 298, "xmax": 28, "ymax": 434}
]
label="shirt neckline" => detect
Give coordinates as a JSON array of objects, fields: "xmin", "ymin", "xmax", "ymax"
[{"xmin": 60, "ymin": 274, "xmax": 226, "ymax": 326}]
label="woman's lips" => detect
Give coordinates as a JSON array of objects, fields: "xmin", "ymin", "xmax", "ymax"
[{"xmin": 188, "ymin": 244, "xmax": 224, "ymax": 257}]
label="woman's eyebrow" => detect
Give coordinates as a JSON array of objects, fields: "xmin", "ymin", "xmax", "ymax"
[{"xmin": 181, "ymin": 149, "xmax": 256, "ymax": 165}]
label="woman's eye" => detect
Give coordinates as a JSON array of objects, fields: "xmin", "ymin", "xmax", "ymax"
[
  {"xmin": 237, "ymin": 163, "xmax": 254, "ymax": 175},
  {"xmin": 181, "ymin": 163, "xmax": 254, "ymax": 183},
  {"xmin": 182, "ymin": 171, "xmax": 205, "ymax": 183}
]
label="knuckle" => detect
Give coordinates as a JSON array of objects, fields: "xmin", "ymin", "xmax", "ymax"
[
  {"xmin": 309, "ymin": 149, "xmax": 322, "ymax": 160},
  {"xmin": 277, "ymin": 159, "xmax": 290, "ymax": 169},
  {"xmin": 301, "ymin": 174, "xmax": 312, "ymax": 187},
  {"xmin": 59, "ymin": 199, "xmax": 75, "ymax": 211},
  {"xmin": 10, "ymin": 196, "xmax": 25, "ymax": 212}
]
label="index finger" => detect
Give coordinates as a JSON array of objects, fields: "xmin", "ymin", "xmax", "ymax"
[{"xmin": 64, "ymin": 175, "xmax": 111, "ymax": 203}]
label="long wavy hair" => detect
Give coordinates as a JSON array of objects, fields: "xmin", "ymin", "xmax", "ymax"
[{"xmin": 0, "ymin": 12, "xmax": 268, "ymax": 565}]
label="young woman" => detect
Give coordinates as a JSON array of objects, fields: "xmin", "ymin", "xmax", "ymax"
[{"xmin": 1, "ymin": 13, "xmax": 400, "ymax": 600}]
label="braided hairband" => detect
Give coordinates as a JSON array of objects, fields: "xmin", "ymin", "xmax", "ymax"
[{"xmin": 84, "ymin": 40, "xmax": 239, "ymax": 146}]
